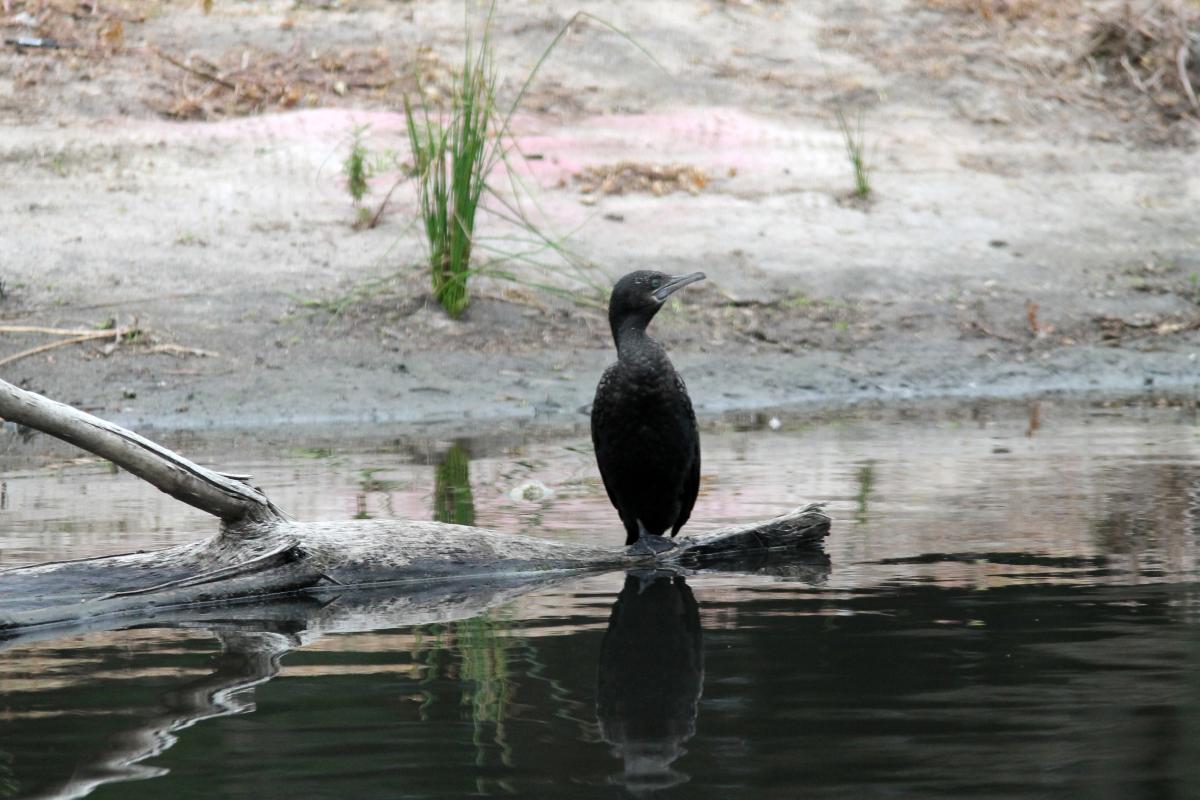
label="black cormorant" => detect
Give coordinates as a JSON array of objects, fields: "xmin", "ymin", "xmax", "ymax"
[{"xmin": 591, "ymin": 270, "xmax": 705, "ymax": 554}]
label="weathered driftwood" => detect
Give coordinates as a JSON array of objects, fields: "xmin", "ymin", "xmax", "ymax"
[
  {"xmin": 0, "ymin": 378, "xmax": 278, "ymax": 523},
  {"xmin": 0, "ymin": 377, "xmax": 831, "ymax": 635}
]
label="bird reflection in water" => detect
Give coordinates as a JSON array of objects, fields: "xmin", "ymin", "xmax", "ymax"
[{"xmin": 597, "ymin": 570, "xmax": 703, "ymax": 792}]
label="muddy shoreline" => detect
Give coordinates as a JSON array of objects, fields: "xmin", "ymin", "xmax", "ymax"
[{"xmin": 5, "ymin": 336, "xmax": 1195, "ymax": 440}]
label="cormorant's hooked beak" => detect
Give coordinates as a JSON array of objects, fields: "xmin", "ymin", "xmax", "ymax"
[{"xmin": 652, "ymin": 272, "xmax": 706, "ymax": 303}]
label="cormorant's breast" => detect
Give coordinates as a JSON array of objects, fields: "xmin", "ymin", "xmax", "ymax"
[{"xmin": 592, "ymin": 336, "xmax": 700, "ymax": 542}]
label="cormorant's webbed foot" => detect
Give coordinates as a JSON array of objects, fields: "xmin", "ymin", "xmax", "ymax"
[{"xmin": 626, "ymin": 534, "xmax": 676, "ymax": 557}]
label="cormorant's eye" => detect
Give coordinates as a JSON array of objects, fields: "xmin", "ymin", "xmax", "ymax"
[{"xmin": 650, "ymin": 278, "xmax": 661, "ymax": 289}]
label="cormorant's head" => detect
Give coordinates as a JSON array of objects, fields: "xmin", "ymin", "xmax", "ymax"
[{"xmin": 608, "ymin": 270, "xmax": 706, "ymax": 337}]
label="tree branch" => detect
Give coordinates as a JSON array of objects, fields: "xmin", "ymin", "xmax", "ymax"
[{"xmin": 0, "ymin": 378, "xmax": 280, "ymax": 525}]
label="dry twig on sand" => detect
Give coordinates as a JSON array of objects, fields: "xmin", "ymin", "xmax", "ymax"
[
  {"xmin": 0, "ymin": 327, "xmax": 121, "ymax": 368},
  {"xmin": 0, "ymin": 323, "xmax": 216, "ymax": 367}
]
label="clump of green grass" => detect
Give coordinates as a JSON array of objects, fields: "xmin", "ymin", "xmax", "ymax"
[
  {"xmin": 341, "ymin": 125, "xmax": 413, "ymax": 231},
  {"xmin": 342, "ymin": 126, "xmax": 381, "ymax": 229},
  {"xmin": 404, "ymin": 27, "xmax": 493, "ymax": 318},
  {"xmin": 834, "ymin": 107, "xmax": 871, "ymax": 200},
  {"xmin": 403, "ymin": 5, "xmax": 662, "ymax": 317},
  {"xmin": 343, "ymin": 128, "xmax": 370, "ymax": 205}
]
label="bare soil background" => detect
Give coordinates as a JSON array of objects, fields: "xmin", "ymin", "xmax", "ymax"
[{"xmin": 1, "ymin": 0, "xmax": 1198, "ymax": 434}]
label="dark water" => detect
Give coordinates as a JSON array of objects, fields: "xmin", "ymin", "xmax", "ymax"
[{"xmin": 4, "ymin": 401, "xmax": 1200, "ymax": 798}]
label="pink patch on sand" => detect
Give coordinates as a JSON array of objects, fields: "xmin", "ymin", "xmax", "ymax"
[
  {"xmin": 503, "ymin": 108, "xmax": 785, "ymax": 186},
  {"xmin": 100, "ymin": 107, "xmax": 784, "ymax": 190}
]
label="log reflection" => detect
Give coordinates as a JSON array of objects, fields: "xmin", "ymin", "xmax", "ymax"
[
  {"xmin": 0, "ymin": 750, "xmax": 15, "ymax": 799},
  {"xmin": 597, "ymin": 571, "xmax": 704, "ymax": 792},
  {"xmin": 24, "ymin": 629, "xmax": 295, "ymax": 800},
  {"xmin": 0, "ymin": 548, "xmax": 829, "ymax": 798}
]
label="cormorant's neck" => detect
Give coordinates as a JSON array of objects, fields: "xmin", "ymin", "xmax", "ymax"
[{"xmin": 612, "ymin": 318, "xmax": 661, "ymax": 360}]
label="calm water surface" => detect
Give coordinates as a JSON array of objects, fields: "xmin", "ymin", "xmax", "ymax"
[{"xmin": 3, "ymin": 401, "xmax": 1200, "ymax": 798}]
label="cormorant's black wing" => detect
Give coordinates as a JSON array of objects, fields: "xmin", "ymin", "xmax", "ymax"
[
  {"xmin": 591, "ymin": 364, "xmax": 624, "ymax": 515},
  {"xmin": 672, "ymin": 372, "xmax": 700, "ymax": 537}
]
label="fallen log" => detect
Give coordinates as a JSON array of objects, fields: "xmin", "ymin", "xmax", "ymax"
[{"xmin": 0, "ymin": 377, "xmax": 831, "ymax": 635}]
